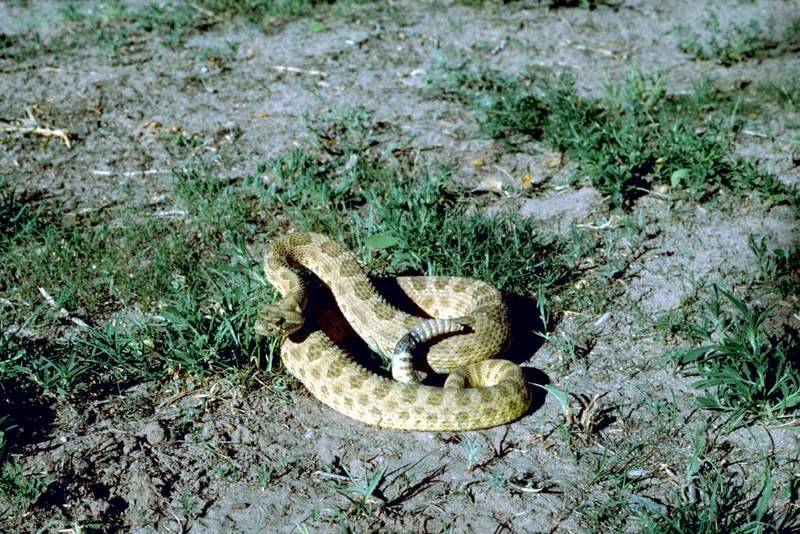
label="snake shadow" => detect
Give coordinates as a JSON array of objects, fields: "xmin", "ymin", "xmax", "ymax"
[{"xmin": 504, "ymin": 292, "xmax": 550, "ymax": 416}]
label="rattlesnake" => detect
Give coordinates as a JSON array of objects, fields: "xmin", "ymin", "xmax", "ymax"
[{"xmin": 255, "ymin": 232, "xmax": 531, "ymax": 431}]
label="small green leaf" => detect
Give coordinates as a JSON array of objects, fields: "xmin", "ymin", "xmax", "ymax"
[
  {"xmin": 672, "ymin": 346, "xmax": 712, "ymax": 364},
  {"xmin": 533, "ymin": 383, "xmax": 571, "ymax": 417},
  {"xmin": 670, "ymin": 168, "xmax": 690, "ymax": 188},
  {"xmin": 364, "ymin": 233, "xmax": 401, "ymax": 250}
]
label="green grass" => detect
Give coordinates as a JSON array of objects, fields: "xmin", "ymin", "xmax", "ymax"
[
  {"xmin": 0, "ymin": 103, "xmax": 629, "ymax": 422},
  {"xmin": 638, "ymin": 471, "xmax": 780, "ymax": 533},
  {"xmin": 635, "ymin": 435, "xmax": 796, "ymax": 533},
  {"xmin": 749, "ymin": 236, "xmax": 800, "ymax": 299},
  {"xmin": 0, "ymin": 412, "xmax": 52, "ymax": 516},
  {"xmin": 677, "ymin": 11, "xmax": 800, "ymax": 65},
  {"xmin": 0, "ymin": 0, "xmax": 339, "ymax": 62},
  {"xmin": 669, "ymin": 286, "xmax": 800, "ymax": 425},
  {"xmin": 0, "ymin": 31, "xmax": 45, "ymax": 61},
  {"xmin": 428, "ymin": 64, "xmax": 799, "ymax": 207},
  {"xmin": 258, "ymin": 109, "xmax": 588, "ymax": 297},
  {"xmin": 0, "ymin": 173, "xmax": 274, "ymax": 398},
  {"xmin": 0, "ymin": 107, "xmax": 600, "ymax": 404},
  {"xmin": 0, "ymin": 458, "xmax": 53, "ymax": 515},
  {"xmin": 58, "ymin": 1, "xmax": 215, "ymax": 53},
  {"xmin": 0, "ymin": 176, "xmax": 42, "ymax": 248},
  {"xmin": 578, "ymin": 422, "xmax": 799, "ymax": 532},
  {"xmin": 196, "ymin": 0, "xmax": 327, "ymax": 22},
  {"xmin": 750, "ymin": 75, "xmax": 800, "ymax": 109}
]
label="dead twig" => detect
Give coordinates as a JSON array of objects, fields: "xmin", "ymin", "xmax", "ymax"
[
  {"xmin": 574, "ymin": 44, "xmax": 618, "ymax": 57},
  {"xmin": 38, "ymin": 287, "xmax": 89, "ymax": 329},
  {"xmin": 1, "ymin": 108, "xmax": 72, "ymax": 147},
  {"xmin": 507, "ymin": 479, "xmax": 559, "ymax": 494},
  {"xmin": 188, "ymin": 1, "xmax": 216, "ymax": 17},
  {"xmin": 576, "ymin": 215, "xmax": 623, "ymax": 230},
  {"xmin": 91, "ymin": 169, "xmax": 170, "ymax": 177},
  {"xmin": 273, "ymin": 65, "xmax": 327, "ymax": 78}
]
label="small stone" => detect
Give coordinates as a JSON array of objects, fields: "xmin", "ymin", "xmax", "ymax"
[
  {"xmin": 143, "ymin": 421, "xmax": 165, "ymax": 445},
  {"xmin": 200, "ymin": 422, "xmax": 216, "ymax": 441},
  {"xmin": 230, "ymin": 426, "xmax": 252, "ymax": 444},
  {"xmin": 543, "ymin": 153, "xmax": 562, "ymax": 168}
]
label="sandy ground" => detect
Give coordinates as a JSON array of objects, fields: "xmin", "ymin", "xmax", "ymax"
[{"xmin": 1, "ymin": 1, "xmax": 798, "ymax": 532}]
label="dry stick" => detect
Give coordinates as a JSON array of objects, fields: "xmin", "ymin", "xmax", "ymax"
[
  {"xmin": 574, "ymin": 43, "xmax": 628, "ymax": 59},
  {"xmin": 507, "ymin": 480, "xmax": 552, "ymax": 494},
  {"xmin": 273, "ymin": 65, "xmax": 328, "ymax": 78},
  {"xmin": 576, "ymin": 215, "xmax": 622, "ymax": 230},
  {"xmin": 188, "ymin": 1, "xmax": 216, "ymax": 17},
  {"xmin": 1, "ymin": 107, "xmax": 72, "ymax": 147},
  {"xmin": 1, "ymin": 123, "xmax": 72, "ymax": 147},
  {"xmin": 38, "ymin": 287, "xmax": 89, "ymax": 329},
  {"xmin": 91, "ymin": 169, "xmax": 170, "ymax": 177},
  {"xmin": 742, "ymin": 129, "xmax": 769, "ymax": 138}
]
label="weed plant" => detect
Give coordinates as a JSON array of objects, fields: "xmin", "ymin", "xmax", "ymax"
[
  {"xmin": 749, "ymin": 236, "xmax": 800, "ymax": 299},
  {"xmin": 669, "ymin": 286, "xmax": 800, "ymax": 424},
  {"xmin": 428, "ymin": 64, "xmax": 798, "ymax": 207},
  {"xmin": 677, "ymin": 11, "xmax": 800, "ymax": 65},
  {"xmin": 0, "ymin": 109, "xmax": 592, "ymax": 402},
  {"xmin": 1, "ymin": 0, "xmax": 335, "ymax": 61}
]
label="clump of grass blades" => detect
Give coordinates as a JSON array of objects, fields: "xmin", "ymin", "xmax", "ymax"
[
  {"xmin": 0, "ymin": 30, "xmax": 45, "ymax": 62},
  {"xmin": 257, "ymin": 110, "xmax": 580, "ymax": 297},
  {"xmin": 669, "ymin": 286, "xmax": 800, "ymax": 424},
  {"xmin": 0, "ymin": 457, "xmax": 53, "ymax": 515},
  {"xmin": 749, "ymin": 236, "xmax": 800, "ymax": 299},
  {"xmin": 0, "ymin": 177, "xmax": 42, "ymax": 251},
  {"xmin": 677, "ymin": 11, "xmax": 800, "ymax": 65},
  {"xmin": 196, "ymin": 0, "xmax": 327, "ymax": 22},
  {"xmin": 0, "ymin": 168, "xmax": 275, "ymax": 397},
  {"xmin": 636, "ymin": 455, "xmax": 795, "ymax": 532},
  {"xmin": 428, "ymin": 65, "xmax": 798, "ymax": 207},
  {"xmin": 426, "ymin": 58, "xmax": 548, "ymax": 141},
  {"xmin": 75, "ymin": 252, "xmax": 275, "ymax": 384}
]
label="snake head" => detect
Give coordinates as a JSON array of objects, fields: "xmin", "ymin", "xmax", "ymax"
[{"xmin": 255, "ymin": 303, "xmax": 305, "ymax": 338}]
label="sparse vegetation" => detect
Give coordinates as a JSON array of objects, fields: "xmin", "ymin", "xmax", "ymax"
[
  {"xmin": 0, "ymin": 0, "xmax": 343, "ymax": 61},
  {"xmin": 636, "ymin": 440, "xmax": 797, "ymax": 533},
  {"xmin": 429, "ymin": 64, "xmax": 798, "ymax": 207},
  {"xmin": 260, "ymin": 109, "xmax": 592, "ymax": 297},
  {"xmin": 669, "ymin": 286, "xmax": 800, "ymax": 425},
  {"xmin": 0, "ymin": 172, "xmax": 275, "ymax": 397},
  {"xmin": 750, "ymin": 236, "xmax": 800, "ymax": 300},
  {"xmin": 1, "ymin": 0, "xmax": 798, "ymax": 531},
  {"xmin": 677, "ymin": 11, "xmax": 800, "ymax": 65}
]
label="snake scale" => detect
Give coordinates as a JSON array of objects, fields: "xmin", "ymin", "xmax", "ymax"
[{"xmin": 255, "ymin": 232, "xmax": 531, "ymax": 431}]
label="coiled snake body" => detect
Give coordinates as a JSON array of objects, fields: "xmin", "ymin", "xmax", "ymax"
[{"xmin": 255, "ymin": 232, "xmax": 531, "ymax": 431}]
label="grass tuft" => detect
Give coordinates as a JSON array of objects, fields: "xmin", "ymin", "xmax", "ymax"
[
  {"xmin": 676, "ymin": 11, "xmax": 800, "ymax": 65},
  {"xmin": 0, "ymin": 459, "xmax": 53, "ymax": 515},
  {"xmin": 428, "ymin": 64, "xmax": 799, "ymax": 207},
  {"xmin": 2, "ymin": 0, "xmax": 335, "ymax": 62},
  {"xmin": 749, "ymin": 236, "xmax": 800, "ymax": 300},
  {"xmin": 669, "ymin": 286, "xmax": 800, "ymax": 425},
  {"xmin": 257, "ymin": 109, "xmax": 583, "ymax": 296},
  {"xmin": 0, "ymin": 167, "xmax": 275, "ymax": 398},
  {"xmin": 638, "ymin": 463, "xmax": 790, "ymax": 532}
]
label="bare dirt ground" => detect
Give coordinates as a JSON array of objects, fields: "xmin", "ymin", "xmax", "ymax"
[{"xmin": 1, "ymin": 1, "xmax": 799, "ymax": 532}]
